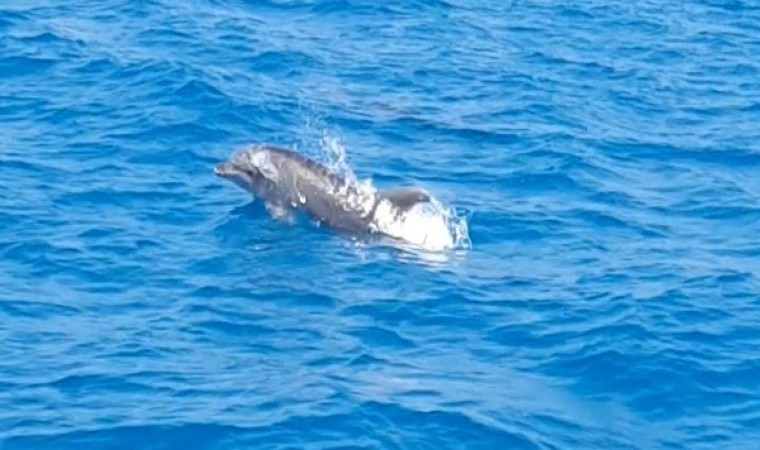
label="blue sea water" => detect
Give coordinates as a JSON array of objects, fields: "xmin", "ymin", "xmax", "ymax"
[{"xmin": 2, "ymin": 0, "xmax": 760, "ymax": 448}]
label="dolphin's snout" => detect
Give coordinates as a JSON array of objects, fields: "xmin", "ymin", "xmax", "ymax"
[{"xmin": 214, "ymin": 163, "xmax": 236, "ymax": 177}]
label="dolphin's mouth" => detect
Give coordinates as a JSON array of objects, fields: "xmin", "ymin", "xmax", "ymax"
[{"xmin": 214, "ymin": 163, "xmax": 241, "ymax": 177}]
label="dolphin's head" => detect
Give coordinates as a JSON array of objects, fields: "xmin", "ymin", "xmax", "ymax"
[
  {"xmin": 214, "ymin": 148, "xmax": 265, "ymax": 194},
  {"xmin": 215, "ymin": 146, "xmax": 287, "ymax": 197}
]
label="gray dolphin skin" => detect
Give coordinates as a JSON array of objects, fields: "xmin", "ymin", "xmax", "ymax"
[{"xmin": 214, "ymin": 145, "xmax": 431, "ymax": 236}]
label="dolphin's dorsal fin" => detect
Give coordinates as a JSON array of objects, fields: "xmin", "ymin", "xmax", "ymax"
[{"xmin": 378, "ymin": 187, "xmax": 431, "ymax": 211}]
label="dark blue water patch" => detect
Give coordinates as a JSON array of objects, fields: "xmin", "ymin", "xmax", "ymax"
[
  {"xmin": 336, "ymin": 115, "xmax": 526, "ymax": 148},
  {"xmin": 2, "ymin": 399, "xmax": 572, "ymax": 449},
  {"xmin": 247, "ymin": 50, "xmax": 326, "ymax": 76},
  {"xmin": 172, "ymin": 78, "xmax": 229, "ymax": 107},
  {"xmin": 346, "ymin": 325, "xmax": 416, "ymax": 350},
  {"xmin": 43, "ymin": 373, "xmax": 161, "ymax": 396},
  {"xmin": 2, "ymin": 424, "xmax": 233, "ymax": 450},
  {"xmin": 595, "ymin": 140, "xmax": 760, "ymax": 167},
  {"xmin": 136, "ymin": 27, "xmax": 197, "ymax": 47},
  {"xmin": 0, "ymin": 299, "xmax": 82, "ymax": 319},
  {"xmin": 56, "ymin": 187, "xmax": 188, "ymax": 210},
  {"xmin": 309, "ymin": 0, "xmax": 451, "ymax": 17},
  {"xmin": 0, "ymin": 55, "xmax": 56, "ymax": 78},
  {"xmin": 67, "ymin": 57, "xmax": 119, "ymax": 76},
  {"xmin": 100, "ymin": 121, "xmax": 230, "ymax": 146},
  {"xmin": 0, "ymin": 9, "xmax": 25, "ymax": 30},
  {"xmin": 3, "ymin": 30, "xmax": 88, "ymax": 59}
]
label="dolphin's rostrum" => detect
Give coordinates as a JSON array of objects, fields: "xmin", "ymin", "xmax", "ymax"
[{"xmin": 214, "ymin": 145, "xmax": 432, "ymax": 238}]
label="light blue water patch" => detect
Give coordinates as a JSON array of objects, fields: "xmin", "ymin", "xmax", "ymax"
[{"xmin": 1, "ymin": 1, "xmax": 759, "ymax": 449}]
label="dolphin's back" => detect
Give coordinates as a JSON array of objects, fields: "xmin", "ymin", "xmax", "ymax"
[{"xmin": 263, "ymin": 147, "xmax": 375, "ymax": 232}]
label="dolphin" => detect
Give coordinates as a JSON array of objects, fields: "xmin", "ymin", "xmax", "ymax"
[{"xmin": 214, "ymin": 145, "xmax": 432, "ymax": 237}]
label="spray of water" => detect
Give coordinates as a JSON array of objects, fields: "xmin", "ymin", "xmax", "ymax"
[{"xmin": 312, "ymin": 130, "xmax": 472, "ymax": 253}]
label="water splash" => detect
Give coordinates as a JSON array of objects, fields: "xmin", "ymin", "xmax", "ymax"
[
  {"xmin": 320, "ymin": 131, "xmax": 357, "ymax": 184},
  {"xmin": 312, "ymin": 130, "xmax": 472, "ymax": 253}
]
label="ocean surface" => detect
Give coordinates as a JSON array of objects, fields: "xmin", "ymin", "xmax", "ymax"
[{"xmin": 2, "ymin": 1, "xmax": 759, "ymax": 449}]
